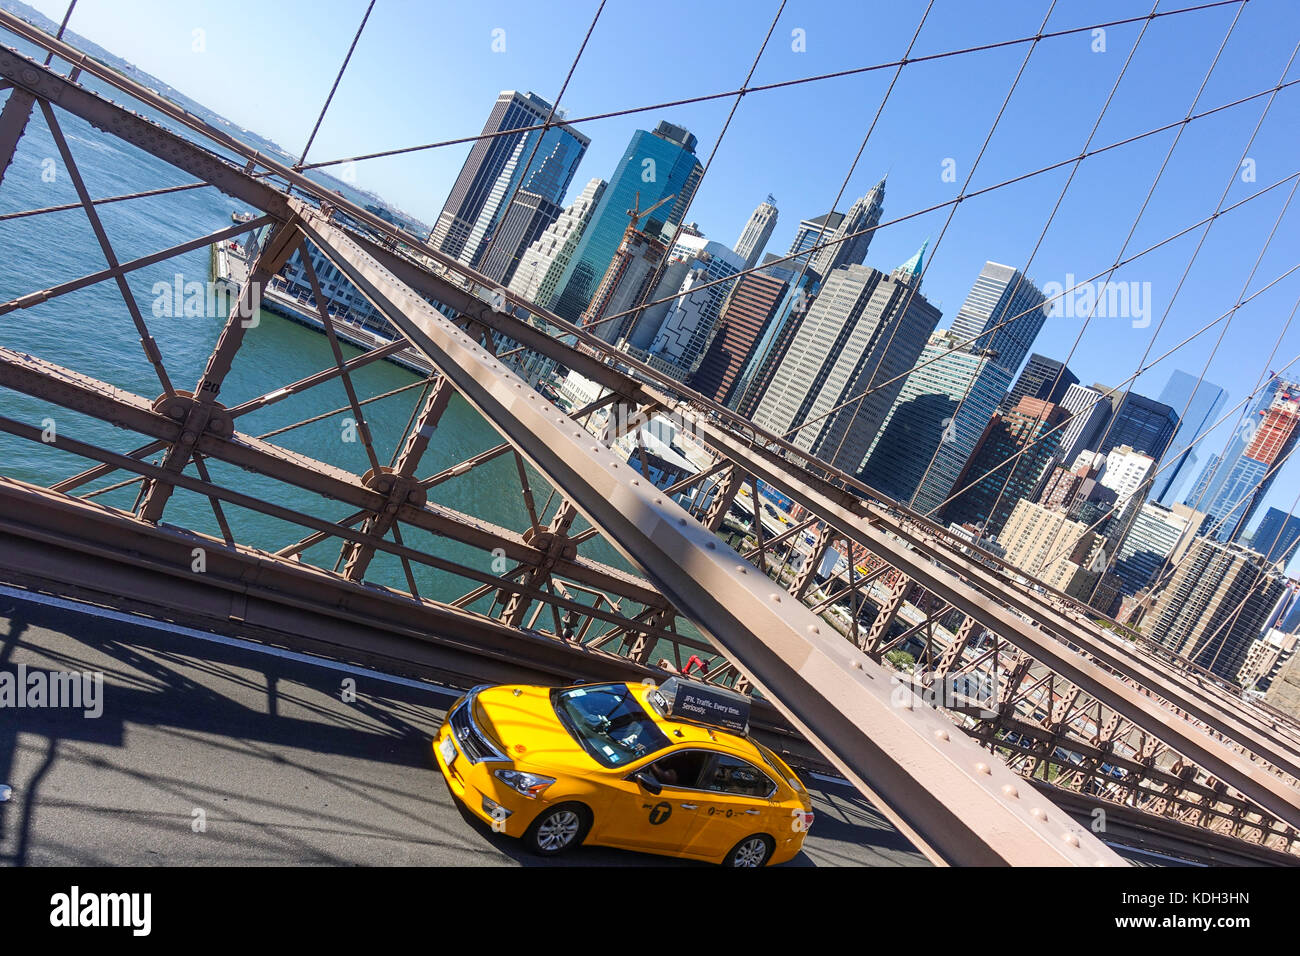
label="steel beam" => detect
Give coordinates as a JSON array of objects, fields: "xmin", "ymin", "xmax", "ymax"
[{"xmin": 298, "ymin": 209, "xmax": 1122, "ymax": 866}]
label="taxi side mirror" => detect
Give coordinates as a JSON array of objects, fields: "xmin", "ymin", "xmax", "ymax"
[{"xmin": 634, "ymin": 771, "xmax": 662, "ymax": 796}]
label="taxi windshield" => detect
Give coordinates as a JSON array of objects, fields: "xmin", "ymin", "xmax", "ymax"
[{"xmin": 551, "ymin": 683, "xmax": 670, "ymax": 768}]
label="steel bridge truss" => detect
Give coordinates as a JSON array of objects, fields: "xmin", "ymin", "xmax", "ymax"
[{"xmin": 1, "ymin": 17, "xmax": 1299, "ymax": 866}]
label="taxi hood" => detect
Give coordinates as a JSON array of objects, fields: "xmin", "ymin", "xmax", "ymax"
[{"xmin": 473, "ymin": 684, "xmax": 601, "ymax": 773}]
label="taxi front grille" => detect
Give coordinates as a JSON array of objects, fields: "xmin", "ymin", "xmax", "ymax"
[{"xmin": 449, "ymin": 695, "xmax": 503, "ymax": 763}]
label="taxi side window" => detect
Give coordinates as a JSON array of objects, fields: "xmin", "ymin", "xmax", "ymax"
[
  {"xmin": 647, "ymin": 750, "xmax": 710, "ymax": 789},
  {"xmin": 702, "ymin": 754, "xmax": 776, "ymax": 798}
]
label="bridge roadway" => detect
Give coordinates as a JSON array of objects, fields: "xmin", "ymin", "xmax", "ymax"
[{"xmin": 0, "ymin": 588, "xmax": 927, "ymax": 867}]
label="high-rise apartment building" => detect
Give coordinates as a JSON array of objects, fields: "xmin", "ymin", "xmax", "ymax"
[
  {"xmin": 508, "ymin": 177, "xmax": 607, "ymax": 309},
  {"xmin": 945, "ymin": 396, "xmax": 1066, "ymax": 537},
  {"xmin": 552, "ymin": 122, "xmax": 703, "ymax": 321},
  {"xmin": 859, "ymin": 330, "xmax": 1013, "ymax": 515},
  {"xmin": 733, "ymin": 198, "xmax": 778, "ymax": 271},
  {"xmin": 1001, "ymin": 353, "xmax": 1078, "ymax": 412},
  {"xmin": 1146, "ymin": 538, "xmax": 1287, "ymax": 682},
  {"xmin": 430, "ymin": 90, "xmax": 588, "ymax": 272},
  {"xmin": 752, "ymin": 246, "xmax": 941, "ymax": 474},
  {"xmin": 1249, "ymin": 506, "xmax": 1300, "ymax": 565},
  {"xmin": 689, "ymin": 268, "xmax": 789, "ymax": 405},
  {"xmin": 1097, "ymin": 445, "xmax": 1156, "ymax": 502},
  {"xmin": 1000, "ymin": 498, "xmax": 1109, "ymax": 596}
]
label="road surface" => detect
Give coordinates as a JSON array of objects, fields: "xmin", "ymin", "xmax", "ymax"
[{"xmin": 0, "ymin": 586, "xmax": 927, "ymax": 867}]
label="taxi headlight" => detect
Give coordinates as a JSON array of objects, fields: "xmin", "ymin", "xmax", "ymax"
[{"xmin": 494, "ymin": 769, "xmax": 556, "ymax": 798}]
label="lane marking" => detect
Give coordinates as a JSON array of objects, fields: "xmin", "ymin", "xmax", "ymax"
[{"xmin": 0, "ymin": 583, "xmax": 462, "ymax": 700}]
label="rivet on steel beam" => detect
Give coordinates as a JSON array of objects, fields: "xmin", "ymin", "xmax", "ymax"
[
  {"xmin": 934, "ymin": 729, "xmax": 949, "ymax": 741},
  {"xmin": 631, "ymin": 480, "xmax": 639, "ymax": 486},
  {"xmin": 736, "ymin": 566, "xmax": 747, "ymax": 574},
  {"xmin": 1064, "ymin": 833, "xmax": 1080, "ymax": 847},
  {"xmin": 974, "ymin": 762, "xmax": 991, "ymax": 775},
  {"xmin": 770, "ymin": 593, "xmax": 781, "ymax": 603},
  {"xmin": 852, "ymin": 659, "xmax": 862, "ymax": 669},
  {"xmin": 1030, "ymin": 808, "xmax": 1048, "ymax": 821},
  {"xmin": 1002, "ymin": 784, "xmax": 1019, "ymax": 798},
  {"xmin": 807, "ymin": 625, "xmax": 819, "ymax": 634},
  {"xmin": 678, "ymin": 518, "xmax": 687, "ymax": 526},
  {"xmin": 705, "ymin": 541, "xmax": 716, "ymax": 549}
]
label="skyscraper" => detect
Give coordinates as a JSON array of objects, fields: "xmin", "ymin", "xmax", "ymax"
[
  {"xmin": 1096, "ymin": 391, "xmax": 1179, "ymax": 462},
  {"xmin": 806, "ymin": 178, "xmax": 886, "ymax": 279},
  {"xmin": 1248, "ymin": 506, "xmax": 1300, "ymax": 566},
  {"xmin": 752, "ymin": 245, "xmax": 941, "ymax": 474},
  {"xmin": 1184, "ymin": 377, "xmax": 1285, "ymax": 525},
  {"xmin": 508, "ymin": 177, "xmax": 607, "ymax": 309},
  {"xmin": 1201, "ymin": 383, "xmax": 1300, "ymax": 541},
  {"xmin": 859, "ymin": 330, "xmax": 1013, "ymax": 515},
  {"xmin": 688, "ymin": 267, "xmax": 789, "ymax": 405},
  {"xmin": 862, "ymin": 263, "xmax": 1050, "ymax": 515},
  {"xmin": 947, "ymin": 262, "xmax": 1050, "ymax": 378},
  {"xmin": 786, "ymin": 211, "xmax": 843, "ymax": 270},
  {"xmin": 429, "ymin": 90, "xmax": 588, "ymax": 271},
  {"xmin": 552, "ymin": 121, "xmax": 703, "ymax": 321},
  {"xmin": 1001, "ymin": 353, "xmax": 1078, "ymax": 412},
  {"xmin": 643, "ymin": 237, "xmax": 746, "ymax": 378},
  {"xmin": 1146, "ymin": 538, "xmax": 1287, "ymax": 682},
  {"xmin": 945, "ymin": 396, "xmax": 1066, "ymax": 537},
  {"xmin": 733, "ymin": 198, "xmax": 778, "ymax": 271},
  {"xmin": 1152, "ymin": 369, "xmax": 1227, "ymax": 506},
  {"xmin": 1111, "ymin": 501, "xmax": 1202, "ymax": 596},
  {"xmin": 1055, "ymin": 383, "xmax": 1112, "ymax": 465}
]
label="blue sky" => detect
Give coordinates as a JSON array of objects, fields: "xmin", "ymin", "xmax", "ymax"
[{"xmin": 22, "ymin": 0, "xmax": 1300, "ymax": 551}]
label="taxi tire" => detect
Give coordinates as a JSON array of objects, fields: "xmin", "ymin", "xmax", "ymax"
[
  {"xmin": 723, "ymin": 834, "xmax": 774, "ymax": 868},
  {"xmin": 523, "ymin": 802, "xmax": 591, "ymax": 857}
]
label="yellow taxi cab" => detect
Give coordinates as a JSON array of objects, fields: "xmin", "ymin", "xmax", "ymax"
[{"xmin": 433, "ymin": 676, "xmax": 814, "ymax": 866}]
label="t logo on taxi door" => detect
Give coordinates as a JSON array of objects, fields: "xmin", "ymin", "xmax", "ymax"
[{"xmin": 644, "ymin": 801, "xmax": 673, "ymax": 825}]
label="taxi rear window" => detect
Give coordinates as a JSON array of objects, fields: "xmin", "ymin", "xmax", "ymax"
[
  {"xmin": 551, "ymin": 683, "xmax": 670, "ymax": 767},
  {"xmin": 754, "ymin": 740, "xmax": 805, "ymax": 793}
]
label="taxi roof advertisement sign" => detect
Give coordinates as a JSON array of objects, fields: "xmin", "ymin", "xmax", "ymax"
[{"xmin": 663, "ymin": 677, "xmax": 750, "ymax": 733}]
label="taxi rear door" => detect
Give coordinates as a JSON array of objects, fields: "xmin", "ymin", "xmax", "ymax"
[{"xmin": 683, "ymin": 752, "xmax": 782, "ymax": 860}]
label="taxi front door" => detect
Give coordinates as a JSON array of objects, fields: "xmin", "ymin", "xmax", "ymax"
[{"xmin": 595, "ymin": 774, "xmax": 704, "ymax": 854}]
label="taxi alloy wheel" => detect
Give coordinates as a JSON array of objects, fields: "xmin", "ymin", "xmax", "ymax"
[
  {"xmin": 726, "ymin": 834, "xmax": 774, "ymax": 868},
  {"xmin": 525, "ymin": 803, "xmax": 590, "ymax": 856}
]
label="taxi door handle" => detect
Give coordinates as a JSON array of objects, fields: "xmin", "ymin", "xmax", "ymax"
[
  {"xmin": 680, "ymin": 803, "xmax": 699, "ymax": 810},
  {"xmin": 744, "ymin": 809, "xmax": 761, "ymax": 815}
]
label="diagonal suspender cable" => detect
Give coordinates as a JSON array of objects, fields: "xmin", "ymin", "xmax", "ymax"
[
  {"xmin": 296, "ymin": 2, "xmax": 1245, "ymax": 173},
  {"xmin": 937, "ymin": 0, "xmax": 1251, "ymax": 537},
  {"xmin": 296, "ymin": 0, "xmax": 375, "ymax": 169},
  {"xmin": 903, "ymin": 0, "xmax": 1160, "ymax": 513},
  {"xmin": 822, "ymin": 0, "xmax": 1060, "ymax": 471}
]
